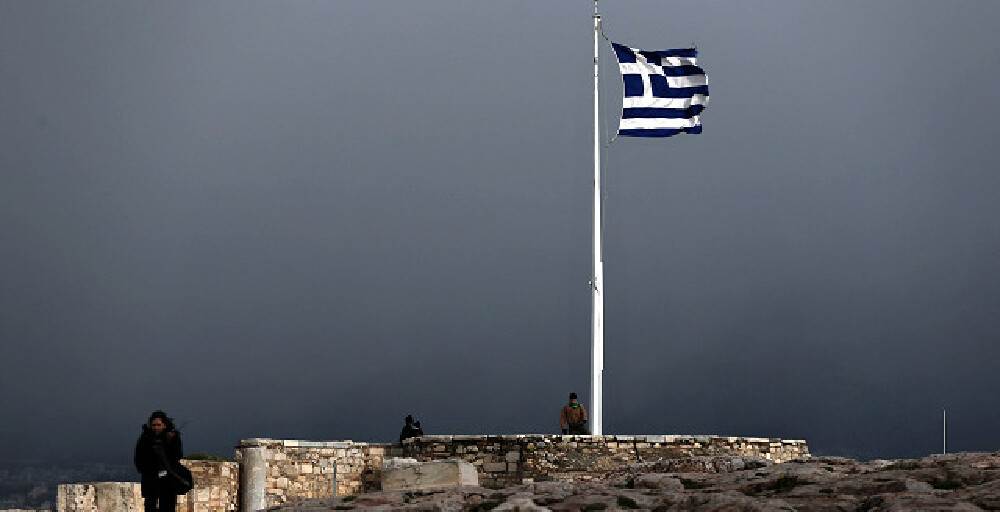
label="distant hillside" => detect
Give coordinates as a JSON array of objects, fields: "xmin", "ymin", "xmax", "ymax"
[{"xmin": 0, "ymin": 462, "xmax": 134, "ymax": 510}]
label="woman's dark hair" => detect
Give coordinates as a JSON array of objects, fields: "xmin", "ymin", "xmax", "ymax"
[{"xmin": 147, "ymin": 410, "xmax": 176, "ymax": 432}]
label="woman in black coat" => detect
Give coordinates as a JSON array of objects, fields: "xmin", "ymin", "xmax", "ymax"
[{"xmin": 134, "ymin": 410, "xmax": 184, "ymax": 512}]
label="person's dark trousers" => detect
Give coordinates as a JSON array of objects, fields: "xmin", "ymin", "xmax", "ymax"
[
  {"xmin": 144, "ymin": 491, "xmax": 176, "ymax": 512},
  {"xmin": 568, "ymin": 424, "xmax": 588, "ymax": 435}
]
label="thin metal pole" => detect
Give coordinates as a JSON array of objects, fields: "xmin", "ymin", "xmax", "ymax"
[
  {"xmin": 943, "ymin": 409, "xmax": 947, "ymax": 454},
  {"xmin": 591, "ymin": 0, "xmax": 604, "ymax": 436}
]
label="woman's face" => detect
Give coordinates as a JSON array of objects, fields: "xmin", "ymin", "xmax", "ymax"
[{"xmin": 150, "ymin": 417, "xmax": 166, "ymax": 435}]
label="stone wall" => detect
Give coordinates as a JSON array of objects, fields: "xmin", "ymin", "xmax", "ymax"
[
  {"xmin": 399, "ymin": 435, "xmax": 810, "ymax": 488},
  {"xmin": 58, "ymin": 435, "xmax": 809, "ymax": 511},
  {"xmin": 234, "ymin": 434, "xmax": 808, "ymax": 509},
  {"xmin": 178, "ymin": 461, "xmax": 238, "ymax": 512},
  {"xmin": 56, "ymin": 460, "xmax": 237, "ymax": 512},
  {"xmin": 234, "ymin": 439, "xmax": 392, "ymax": 510},
  {"xmin": 56, "ymin": 483, "xmax": 141, "ymax": 512}
]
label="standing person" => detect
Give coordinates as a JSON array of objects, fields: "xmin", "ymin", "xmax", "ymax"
[
  {"xmin": 134, "ymin": 410, "xmax": 184, "ymax": 512},
  {"xmin": 559, "ymin": 393, "xmax": 589, "ymax": 435}
]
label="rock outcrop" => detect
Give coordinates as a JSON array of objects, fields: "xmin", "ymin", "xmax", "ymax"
[{"xmin": 270, "ymin": 452, "xmax": 1000, "ymax": 511}]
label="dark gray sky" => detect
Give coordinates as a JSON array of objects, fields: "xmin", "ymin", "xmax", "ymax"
[{"xmin": 2, "ymin": 0, "xmax": 999, "ymax": 464}]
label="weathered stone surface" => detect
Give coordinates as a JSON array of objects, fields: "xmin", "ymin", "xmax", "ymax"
[
  {"xmin": 634, "ymin": 473, "xmax": 684, "ymax": 491},
  {"xmin": 380, "ymin": 457, "xmax": 418, "ymax": 470},
  {"xmin": 397, "ymin": 434, "xmax": 808, "ymax": 489},
  {"xmin": 483, "ymin": 462, "xmax": 507, "ymax": 473},
  {"xmin": 239, "ymin": 446, "xmax": 268, "ymax": 512},
  {"xmin": 492, "ymin": 496, "xmax": 552, "ymax": 511},
  {"xmin": 267, "ymin": 452, "xmax": 1000, "ymax": 511},
  {"xmin": 55, "ymin": 482, "xmax": 142, "ymax": 512},
  {"xmin": 380, "ymin": 459, "xmax": 478, "ymax": 492}
]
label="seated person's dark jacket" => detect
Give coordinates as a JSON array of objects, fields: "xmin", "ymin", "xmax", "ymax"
[
  {"xmin": 133, "ymin": 425, "xmax": 184, "ymax": 497},
  {"xmin": 400, "ymin": 424, "xmax": 423, "ymax": 444}
]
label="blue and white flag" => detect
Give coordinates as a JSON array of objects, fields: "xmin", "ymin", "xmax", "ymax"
[{"xmin": 612, "ymin": 43, "xmax": 709, "ymax": 138}]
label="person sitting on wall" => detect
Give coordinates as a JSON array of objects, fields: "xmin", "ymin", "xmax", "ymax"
[
  {"xmin": 413, "ymin": 420, "xmax": 424, "ymax": 437},
  {"xmin": 559, "ymin": 393, "xmax": 589, "ymax": 435},
  {"xmin": 399, "ymin": 415, "xmax": 422, "ymax": 444},
  {"xmin": 134, "ymin": 410, "xmax": 191, "ymax": 512}
]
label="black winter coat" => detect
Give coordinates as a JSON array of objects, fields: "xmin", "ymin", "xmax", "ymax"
[{"xmin": 134, "ymin": 425, "xmax": 184, "ymax": 497}]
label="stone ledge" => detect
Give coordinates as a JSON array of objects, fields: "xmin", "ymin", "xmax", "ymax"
[
  {"xmin": 401, "ymin": 434, "xmax": 807, "ymax": 445},
  {"xmin": 240, "ymin": 438, "xmax": 371, "ymax": 449}
]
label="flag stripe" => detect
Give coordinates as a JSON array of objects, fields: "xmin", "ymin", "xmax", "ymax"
[
  {"xmin": 622, "ymin": 95, "xmax": 709, "ymax": 109},
  {"xmin": 648, "ymin": 48, "xmax": 698, "ymax": 58},
  {"xmin": 619, "ymin": 63, "xmax": 705, "ymax": 77},
  {"xmin": 665, "ymin": 75, "xmax": 707, "ymax": 88},
  {"xmin": 622, "ymin": 106, "xmax": 705, "ymax": 119},
  {"xmin": 621, "ymin": 83, "xmax": 708, "ymax": 99},
  {"xmin": 618, "ymin": 126, "xmax": 703, "ymax": 137},
  {"xmin": 612, "ymin": 44, "xmax": 699, "ymax": 62},
  {"xmin": 619, "ymin": 116, "xmax": 702, "ymax": 130}
]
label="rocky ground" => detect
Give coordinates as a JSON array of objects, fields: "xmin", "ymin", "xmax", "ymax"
[{"xmin": 272, "ymin": 452, "xmax": 1000, "ymax": 511}]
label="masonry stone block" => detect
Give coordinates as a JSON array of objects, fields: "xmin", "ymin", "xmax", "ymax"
[
  {"xmin": 381, "ymin": 460, "xmax": 478, "ymax": 491},
  {"xmin": 483, "ymin": 462, "xmax": 507, "ymax": 473}
]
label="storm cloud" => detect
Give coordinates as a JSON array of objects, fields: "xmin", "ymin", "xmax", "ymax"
[{"xmin": 1, "ymin": 1, "xmax": 999, "ymax": 464}]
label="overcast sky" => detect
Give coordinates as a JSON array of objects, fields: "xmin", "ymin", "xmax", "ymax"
[{"xmin": 2, "ymin": 1, "xmax": 999, "ymax": 464}]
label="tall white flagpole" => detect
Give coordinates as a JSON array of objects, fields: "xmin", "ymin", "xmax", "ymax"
[
  {"xmin": 943, "ymin": 409, "xmax": 947, "ymax": 454},
  {"xmin": 591, "ymin": 0, "xmax": 604, "ymax": 436}
]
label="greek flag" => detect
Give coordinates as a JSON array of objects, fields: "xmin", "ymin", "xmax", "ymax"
[{"xmin": 612, "ymin": 43, "xmax": 709, "ymax": 138}]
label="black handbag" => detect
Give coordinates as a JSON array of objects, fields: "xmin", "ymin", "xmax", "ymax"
[
  {"xmin": 168, "ymin": 464, "xmax": 194, "ymax": 495},
  {"xmin": 154, "ymin": 443, "xmax": 194, "ymax": 495}
]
